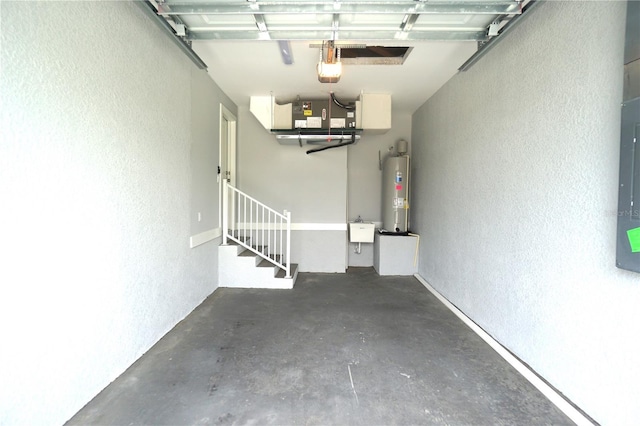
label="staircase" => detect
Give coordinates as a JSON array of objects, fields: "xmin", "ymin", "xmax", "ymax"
[
  {"xmin": 218, "ymin": 181, "xmax": 298, "ymax": 289},
  {"xmin": 219, "ymin": 240, "xmax": 298, "ymax": 289}
]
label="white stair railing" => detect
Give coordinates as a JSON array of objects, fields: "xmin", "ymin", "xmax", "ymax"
[{"xmin": 222, "ymin": 181, "xmax": 291, "ymax": 278}]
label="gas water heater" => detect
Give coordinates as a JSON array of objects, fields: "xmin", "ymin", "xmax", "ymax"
[{"xmin": 382, "ymin": 140, "xmax": 410, "ymax": 233}]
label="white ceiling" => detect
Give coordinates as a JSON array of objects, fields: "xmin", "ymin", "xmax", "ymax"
[
  {"xmin": 152, "ymin": 0, "xmax": 524, "ymax": 114},
  {"xmin": 193, "ymin": 39, "xmax": 477, "ymax": 114}
]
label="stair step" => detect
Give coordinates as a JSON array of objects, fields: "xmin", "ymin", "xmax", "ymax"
[
  {"xmin": 276, "ymin": 263, "xmax": 298, "ymax": 279},
  {"xmin": 238, "ymin": 249, "xmax": 256, "ymax": 257},
  {"xmin": 257, "ymin": 258, "xmax": 275, "ymax": 268},
  {"xmin": 256, "ymin": 254, "xmax": 283, "ymax": 264},
  {"xmin": 257, "ymin": 259, "xmax": 297, "ymax": 276},
  {"xmin": 238, "ymin": 246, "xmax": 270, "ymax": 257},
  {"xmin": 229, "ymin": 234, "xmax": 251, "ymax": 243},
  {"xmin": 218, "ymin": 241, "xmax": 297, "ymax": 289}
]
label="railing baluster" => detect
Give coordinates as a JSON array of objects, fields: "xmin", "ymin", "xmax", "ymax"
[
  {"xmin": 279, "ymin": 216, "xmax": 283, "ymax": 263},
  {"xmin": 251, "ymin": 199, "xmax": 254, "ymax": 250},
  {"xmin": 222, "ymin": 181, "xmax": 228, "ymax": 245},
  {"xmin": 223, "ymin": 183, "xmax": 290, "ymax": 272},
  {"xmin": 285, "ymin": 210, "xmax": 291, "ymax": 278}
]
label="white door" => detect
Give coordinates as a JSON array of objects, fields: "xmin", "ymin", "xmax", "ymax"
[{"xmin": 219, "ymin": 104, "xmax": 237, "ymax": 231}]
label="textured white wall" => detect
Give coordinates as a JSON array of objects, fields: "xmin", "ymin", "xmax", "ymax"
[
  {"xmin": 191, "ymin": 69, "xmax": 237, "ymax": 236},
  {"xmin": 0, "ymin": 2, "xmax": 234, "ymax": 424},
  {"xmin": 411, "ymin": 2, "xmax": 640, "ymax": 424},
  {"xmin": 347, "ymin": 114, "xmax": 412, "ymax": 267},
  {"xmin": 238, "ymin": 107, "xmax": 348, "ymax": 272}
]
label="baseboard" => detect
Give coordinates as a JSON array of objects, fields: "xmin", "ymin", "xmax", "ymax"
[
  {"xmin": 234, "ymin": 223, "xmax": 347, "ymax": 231},
  {"xmin": 413, "ymin": 274, "xmax": 594, "ymax": 426},
  {"xmin": 291, "ymin": 223, "xmax": 347, "ymax": 231},
  {"xmin": 190, "ymin": 228, "xmax": 221, "ymax": 248}
]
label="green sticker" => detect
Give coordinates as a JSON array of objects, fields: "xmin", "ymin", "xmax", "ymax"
[{"xmin": 627, "ymin": 227, "xmax": 640, "ymax": 252}]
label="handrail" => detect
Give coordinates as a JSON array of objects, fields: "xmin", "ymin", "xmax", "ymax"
[{"xmin": 223, "ymin": 181, "xmax": 291, "ymax": 278}]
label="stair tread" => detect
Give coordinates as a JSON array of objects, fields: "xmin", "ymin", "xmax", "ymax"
[
  {"xmin": 256, "ymin": 255, "xmax": 283, "ymax": 264},
  {"xmin": 230, "ymin": 234, "xmax": 251, "ymax": 242},
  {"xmin": 239, "ymin": 246, "xmax": 271, "ymax": 257},
  {"xmin": 256, "ymin": 259, "xmax": 298, "ymax": 279},
  {"xmin": 275, "ymin": 263, "xmax": 298, "ymax": 279},
  {"xmin": 257, "ymin": 259, "xmax": 275, "ymax": 268}
]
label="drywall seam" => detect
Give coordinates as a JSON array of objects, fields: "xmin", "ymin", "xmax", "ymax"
[
  {"xmin": 414, "ymin": 274, "xmax": 594, "ymax": 426},
  {"xmin": 189, "ymin": 228, "xmax": 221, "ymax": 248}
]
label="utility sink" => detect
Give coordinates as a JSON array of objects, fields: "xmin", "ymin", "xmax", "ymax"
[{"xmin": 349, "ymin": 222, "xmax": 375, "ymax": 243}]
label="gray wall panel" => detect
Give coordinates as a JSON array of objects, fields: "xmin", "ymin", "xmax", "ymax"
[{"xmin": 411, "ymin": 2, "xmax": 638, "ymax": 424}]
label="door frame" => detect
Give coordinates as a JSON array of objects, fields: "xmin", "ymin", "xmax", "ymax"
[{"xmin": 219, "ymin": 103, "xmax": 237, "ymax": 229}]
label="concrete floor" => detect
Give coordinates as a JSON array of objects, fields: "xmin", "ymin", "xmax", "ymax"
[{"xmin": 67, "ymin": 268, "xmax": 573, "ymax": 425}]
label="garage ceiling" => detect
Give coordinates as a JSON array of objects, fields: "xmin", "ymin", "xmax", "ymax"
[
  {"xmin": 155, "ymin": 0, "xmax": 522, "ymax": 41},
  {"xmin": 147, "ymin": 0, "xmax": 531, "ymax": 113}
]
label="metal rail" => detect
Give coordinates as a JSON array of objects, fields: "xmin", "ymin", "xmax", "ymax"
[{"xmin": 223, "ymin": 181, "xmax": 291, "ymax": 278}]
